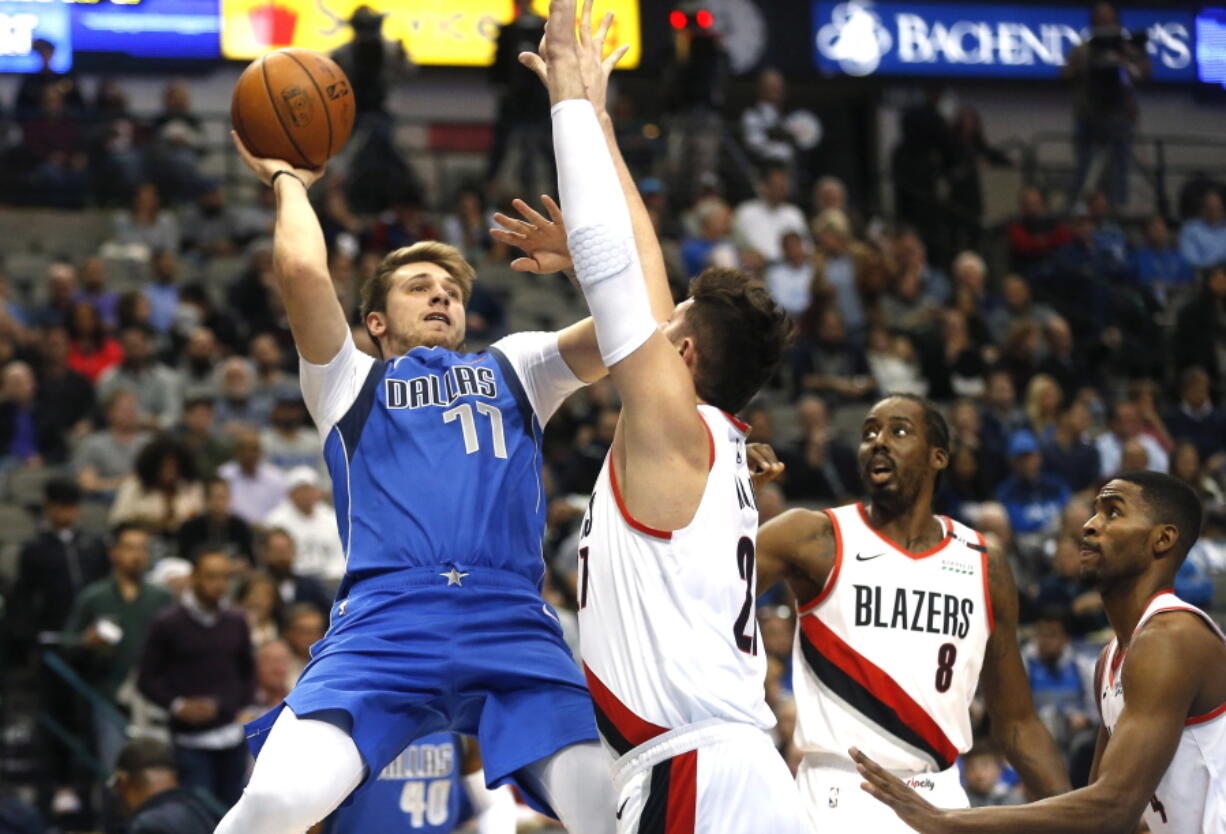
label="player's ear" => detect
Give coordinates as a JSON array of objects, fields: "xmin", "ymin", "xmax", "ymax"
[
  {"xmin": 678, "ymin": 336, "xmax": 698, "ymax": 369},
  {"xmin": 1151, "ymin": 523, "xmax": 1179, "ymax": 560},
  {"xmin": 365, "ymin": 311, "xmax": 387, "ymax": 338},
  {"xmin": 930, "ymin": 445, "xmax": 949, "ymax": 472}
]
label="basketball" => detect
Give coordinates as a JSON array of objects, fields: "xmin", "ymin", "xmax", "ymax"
[{"xmin": 231, "ymin": 47, "xmax": 355, "ymax": 170}]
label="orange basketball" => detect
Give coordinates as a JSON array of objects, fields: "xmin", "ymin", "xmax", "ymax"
[{"xmin": 231, "ymin": 47, "xmax": 355, "ymax": 170}]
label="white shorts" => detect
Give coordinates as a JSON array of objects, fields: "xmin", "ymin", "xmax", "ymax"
[
  {"xmin": 797, "ymin": 752, "xmax": 969, "ymax": 833},
  {"xmin": 611, "ymin": 719, "xmax": 809, "ymax": 834}
]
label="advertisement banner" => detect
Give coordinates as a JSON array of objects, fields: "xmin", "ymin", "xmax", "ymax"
[
  {"xmin": 813, "ymin": 1, "xmax": 1195, "ymax": 82},
  {"xmin": 222, "ymin": 0, "xmax": 640, "ymax": 67},
  {"xmin": 0, "ymin": 0, "xmax": 71, "ymax": 72}
]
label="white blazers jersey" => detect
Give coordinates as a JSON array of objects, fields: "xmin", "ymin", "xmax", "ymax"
[
  {"xmin": 1098, "ymin": 592, "xmax": 1226, "ymax": 834},
  {"xmin": 577, "ymin": 405, "xmax": 775, "ymax": 759},
  {"xmin": 793, "ymin": 503, "xmax": 993, "ymax": 772}
]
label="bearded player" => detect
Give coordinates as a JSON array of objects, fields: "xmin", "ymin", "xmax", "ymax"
[
  {"xmin": 215, "ymin": 27, "xmax": 677, "ymax": 830},
  {"xmin": 754, "ymin": 394, "xmax": 1070, "ymax": 830},
  {"xmin": 856, "ymin": 470, "xmax": 1226, "ymax": 834},
  {"xmin": 523, "ymin": 3, "xmax": 807, "ymax": 830}
]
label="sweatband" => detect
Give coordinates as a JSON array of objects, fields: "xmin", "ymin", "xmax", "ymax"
[{"xmin": 552, "ymin": 99, "xmax": 657, "ymax": 367}]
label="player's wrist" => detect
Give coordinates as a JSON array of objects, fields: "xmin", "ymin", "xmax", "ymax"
[{"xmin": 271, "ymin": 169, "xmax": 307, "ymax": 189}]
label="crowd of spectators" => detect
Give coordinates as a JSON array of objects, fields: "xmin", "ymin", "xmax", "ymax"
[{"xmin": 0, "ymin": 59, "xmax": 1224, "ymax": 833}]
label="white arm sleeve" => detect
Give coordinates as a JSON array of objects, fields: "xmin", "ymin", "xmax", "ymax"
[
  {"xmin": 298, "ymin": 333, "xmax": 378, "ymax": 438},
  {"xmin": 490, "ymin": 331, "xmax": 585, "ymax": 427}
]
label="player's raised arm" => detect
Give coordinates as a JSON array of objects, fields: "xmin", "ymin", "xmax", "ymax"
[
  {"xmin": 977, "ymin": 544, "xmax": 1072, "ymax": 799},
  {"xmin": 231, "ymin": 132, "xmax": 349, "ymax": 365},
  {"xmin": 537, "ymin": 0, "xmax": 710, "ymax": 503},
  {"xmin": 853, "ymin": 611, "xmax": 1216, "ymax": 834}
]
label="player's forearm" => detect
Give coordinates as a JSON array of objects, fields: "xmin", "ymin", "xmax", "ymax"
[
  {"xmin": 597, "ymin": 111, "xmax": 673, "ymax": 324},
  {"xmin": 994, "ymin": 716, "xmax": 1072, "ymax": 797},
  {"xmin": 272, "ymin": 175, "xmax": 329, "ymax": 287},
  {"xmin": 942, "ymin": 786, "xmax": 1140, "ymax": 834}
]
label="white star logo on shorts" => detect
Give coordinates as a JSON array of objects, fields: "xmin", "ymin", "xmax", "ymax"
[{"xmin": 441, "ymin": 568, "xmax": 470, "ymax": 587}]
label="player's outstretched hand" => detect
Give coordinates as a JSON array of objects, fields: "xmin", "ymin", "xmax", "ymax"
[
  {"xmin": 577, "ymin": 0, "xmax": 630, "ymax": 114},
  {"xmin": 491, "ymin": 196, "xmax": 572, "ymax": 274},
  {"xmin": 851, "ymin": 747, "xmax": 950, "ymax": 833},
  {"xmin": 746, "ymin": 443, "xmax": 785, "ymax": 491},
  {"xmin": 231, "ymin": 130, "xmax": 324, "ymax": 189}
]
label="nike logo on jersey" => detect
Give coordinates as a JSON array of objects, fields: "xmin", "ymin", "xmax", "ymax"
[
  {"xmin": 616, "ymin": 798, "xmax": 630, "ymax": 819},
  {"xmin": 386, "ymin": 365, "xmax": 498, "ymax": 410},
  {"xmin": 855, "ymin": 552, "xmax": 886, "ymax": 561}
]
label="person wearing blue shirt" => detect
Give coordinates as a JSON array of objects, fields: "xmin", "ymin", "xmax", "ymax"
[
  {"xmin": 1179, "ymin": 190, "xmax": 1226, "ymax": 269},
  {"xmin": 1130, "ymin": 215, "xmax": 1194, "ymax": 307},
  {"xmin": 1040, "ymin": 402, "xmax": 1101, "ymax": 494},
  {"xmin": 996, "ymin": 430, "xmax": 1071, "ymax": 536},
  {"xmin": 215, "ymin": 33, "xmax": 680, "ymax": 829}
]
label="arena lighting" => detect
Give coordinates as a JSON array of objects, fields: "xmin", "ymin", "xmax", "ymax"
[
  {"xmin": 696, "ymin": 8, "xmax": 714, "ymax": 28},
  {"xmin": 669, "ymin": 9, "xmax": 687, "ymax": 28}
]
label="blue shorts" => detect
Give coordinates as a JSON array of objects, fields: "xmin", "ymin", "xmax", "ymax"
[{"xmin": 245, "ymin": 566, "xmax": 597, "ymax": 815}]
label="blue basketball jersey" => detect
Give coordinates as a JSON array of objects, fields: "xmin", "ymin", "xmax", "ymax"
[
  {"xmin": 323, "ymin": 733, "xmax": 474, "ymax": 834},
  {"xmin": 311, "ymin": 335, "xmax": 572, "ymax": 591}
]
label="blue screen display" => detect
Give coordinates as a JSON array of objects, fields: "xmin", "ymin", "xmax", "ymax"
[
  {"xmin": 0, "ymin": 1, "xmax": 72, "ymax": 72},
  {"xmin": 72, "ymin": 0, "xmax": 220, "ymax": 59},
  {"xmin": 1197, "ymin": 8, "xmax": 1226, "ymax": 86},
  {"xmin": 812, "ymin": 2, "xmax": 1196, "ymax": 82}
]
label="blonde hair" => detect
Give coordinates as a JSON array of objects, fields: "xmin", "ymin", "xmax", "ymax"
[
  {"xmin": 360, "ymin": 242, "xmax": 475, "ymax": 325},
  {"xmin": 1024, "ymin": 373, "xmax": 1062, "ymax": 437}
]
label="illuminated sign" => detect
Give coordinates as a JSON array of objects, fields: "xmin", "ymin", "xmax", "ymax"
[
  {"xmin": 221, "ymin": 0, "xmax": 640, "ymax": 67},
  {"xmin": 0, "ymin": 0, "xmax": 71, "ymax": 72},
  {"xmin": 813, "ymin": 2, "xmax": 1195, "ymax": 82},
  {"xmin": 1198, "ymin": 8, "xmax": 1226, "ymax": 86},
  {"xmin": 73, "ymin": 0, "xmax": 221, "ymax": 58}
]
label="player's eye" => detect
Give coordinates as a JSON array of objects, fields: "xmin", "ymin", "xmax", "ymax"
[
  {"xmin": 1109, "ymin": 507, "xmax": 1120, "ymax": 518},
  {"xmin": 894, "ymin": 427, "xmax": 907, "ymax": 436}
]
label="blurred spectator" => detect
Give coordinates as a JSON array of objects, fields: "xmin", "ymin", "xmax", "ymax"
[
  {"xmin": 213, "ymin": 358, "xmax": 273, "ymax": 432},
  {"xmin": 1188, "ymin": 508, "xmax": 1226, "ymax": 573},
  {"xmin": 1040, "ymin": 401, "xmax": 1101, "ymax": 494},
  {"xmin": 282, "ymin": 602, "xmax": 326, "ymax": 685},
  {"xmin": 109, "ymin": 436, "xmax": 204, "ymax": 534},
  {"xmin": 62, "ymin": 523, "xmax": 173, "ymax": 770},
  {"xmin": 1085, "ymin": 190, "xmax": 1127, "ymax": 265},
  {"xmin": 1178, "ymin": 190, "xmax": 1226, "ymax": 270},
  {"xmin": 1023, "ymin": 374, "xmax": 1063, "ymax": 442},
  {"xmin": 252, "ymin": 639, "xmax": 293, "ymax": 709},
  {"xmin": 236, "ymin": 572, "xmax": 282, "ymax": 647},
  {"xmin": 217, "ymin": 431, "xmax": 287, "ymax": 524},
  {"xmin": 734, "ymin": 165, "xmax": 809, "ymax": 264},
  {"xmin": 260, "ymin": 397, "xmax": 322, "ymax": 476},
  {"xmin": 865, "ymin": 326, "xmax": 927, "ymax": 397},
  {"xmin": 764, "ymin": 231, "xmax": 814, "ymax": 316},
  {"xmin": 260, "ymin": 528, "xmax": 332, "ymax": 615},
  {"xmin": 73, "ymin": 256, "xmax": 120, "ymax": 327},
  {"xmin": 440, "ymin": 186, "xmax": 492, "ymax": 264},
  {"xmin": 75, "ymin": 389, "xmax": 150, "ymax": 498},
  {"xmin": 1163, "ymin": 366, "xmax": 1226, "ymax": 461},
  {"xmin": 946, "ymin": 106, "xmax": 1010, "ymax": 253},
  {"xmin": 486, "ymin": 0, "xmax": 550, "ymax": 190},
  {"xmin": 97, "ymin": 326, "xmax": 183, "ymax": 429},
  {"xmin": 32, "ymin": 260, "xmax": 78, "ymax": 329},
  {"xmin": 1173, "ymin": 265, "xmax": 1226, "ymax": 391},
  {"xmin": 891, "ymin": 85, "xmax": 953, "ymax": 258},
  {"xmin": 14, "ymin": 38, "xmax": 83, "ymax": 121},
  {"xmin": 987, "ymin": 275, "xmax": 1056, "ymax": 347},
  {"xmin": 894, "ymin": 228, "xmax": 952, "ymax": 306},
  {"xmin": 1126, "ymin": 378, "xmax": 1173, "ymax": 453},
  {"xmin": 790, "ymin": 308, "xmax": 874, "ymax": 406},
  {"xmin": 811, "ymin": 209, "xmax": 868, "ymax": 341},
  {"xmin": 111, "ymin": 737, "xmax": 219, "ymax": 834},
  {"xmin": 138, "ymin": 550, "xmax": 253, "ymax": 808},
  {"xmin": 560, "ymin": 407, "xmax": 619, "ymax": 495},
  {"xmin": 179, "ymin": 326, "xmax": 219, "ymax": 393},
  {"xmin": 1063, "ymin": 1, "xmax": 1150, "ymax": 206},
  {"xmin": 1035, "ymin": 316, "xmax": 1084, "ymax": 404},
  {"xmin": 1007, "ymin": 186, "xmax": 1072, "ymax": 275},
  {"xmin": 142, "ymin": 251, "xmax": 181, "ymax": 336},
  {"xmin": 90, "ymin": 78, "xmax": 145, "ymax": 207},
  {"xmin": 147, "ymin": 81, "xmax": 208, "ymax": 205},
  {"xmin": 680, "ymin": 198, "xmax": 739, "ymax": 278},
  {"xmin": 7, "ymin": 479, "xmax": 108, "ymax": 665},
  {"xmin": 181, "ymin": 187, "xmax": 242, "ymax": 257},
  {"xmin": 963, "ymin": 745, "xmax": 1023, "ymax": 807},
  {"xmin": 177, "ymin": 478, "xmax": 255, "ymax": 566},
  {"xmin": 1169, "ymin": 441, "xmax": 1226, "ymax": 510},
  {"xmin": 777, "ymin": 396, "xmax": 858, "ymax": 503},
  {"xmin": 36, "ymin": 325, "xmax": 94, "ymax": 439},
  {"xmin": 66, "ymin": 300, "xmax": 123, "ymax": 383},
  {"xmin": 1035, "ymin": 528, "xmax": 1106, "ymax": 636},
  {"xmin": 175, "ymin": 396, "xmax": 231, "ymax": 480},
  {"xmin": 996, "ymin": 430, "xmax": 1070, "ymax": 538},
  {"xmin": 23, "ymin": 86, "xmax": 90, "ymax": 208},
  {"xmin": 0, "ymin": 360, "xmax": 67, "ymax": 466},
  {"xmin": 740, "ymin": 68, "xmax": 820, "ymax": 178},
  {"xmin": 1022, "ymin": 608, "xmax": 1095, "ymax": 752},
  {"xmin": 924, "ymin": 309, "xmax": 986, "ymax": 401},
  {"xmin": 263, "ymin": 466, "xmax": 344, "ymax": 586},
  {"xmin": 244, "ymin": 332, "xmax": 293, "ymax": 400},
  {"xmin": 979, "ymin": 370, "xmax": 1024, "ymax": 483},
  {"xmin": 663, "ymin": 4, "xmax": 731, "ymax": 202},
  {"xmin": 1131, "ymin": 215, "xmax": 1195, "ymax": 308},
  {"xmin": 113, "ymin": 183, "xmax": 181, "ymax": 254},
  {"xmin": 1095, "ymin": 400, "xmax": 1168, "ymax": 478}
]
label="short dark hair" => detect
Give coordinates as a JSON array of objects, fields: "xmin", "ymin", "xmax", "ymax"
[
  {"xmin": 875, "ymin": 393, "xmax": 950, "ymax": 455},
  {"xmin": 110, "ymin": 521, "xmax": 150, "ymax": 545},
  {"xmin": 1036, "ymin": 604, "xmax": 1072, "ymax": 632},
  {"xmin": 682, "ymin": 268, "xmax": 794, "ymax": 414},
  {"xmin": 45, "ymin": 477, "xmax": 81, "ymax": 506},
  {"xmin": 115, "ymin": 737, "xmax": 175, "ymax": 777},
  {"xmin": 1113, "ymin": 470, "xmax": 1203, "ymax": 562}
]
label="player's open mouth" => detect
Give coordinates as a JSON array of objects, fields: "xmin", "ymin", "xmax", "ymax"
[
  {"xmin": 867, "ymin": 456, "xmax": 894, "ymax": 484},
  {"xmin": 1079, "ymin": 540, "xmax": 1100, "ymax": 558},
  {"xmin": 424, "ymin": 313, "xmax": 451, "ymax": 325}
]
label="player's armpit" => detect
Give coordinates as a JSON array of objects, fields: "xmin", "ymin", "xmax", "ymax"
[
  {"xmin": 979, "ymin": 546, "xmax": 1072, "ymax": 798},
  {"xmin": 756, "ymin": 509, "xmax": 834, "ymax": 603},
  {"xmin": 556, "ymin": 318, "xmax": 607, "ymax": 384}
]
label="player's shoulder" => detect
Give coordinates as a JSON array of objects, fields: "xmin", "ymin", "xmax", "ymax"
[{"xmin": 1134, "ymin": 607, "xmax": 1223, "ymax": 651}]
